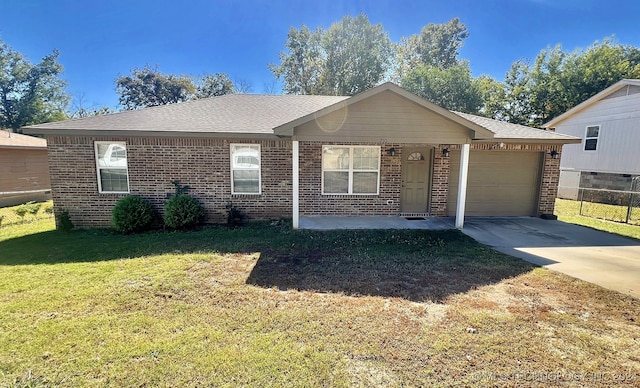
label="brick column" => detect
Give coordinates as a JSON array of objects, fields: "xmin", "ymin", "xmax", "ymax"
[
  {"xmin": 539, "ymin": 148, "xmax": 561, "ymax": 216},
  {"xmin": 430, "ymin": 145, "xmax": 450, "ymax": 216}
]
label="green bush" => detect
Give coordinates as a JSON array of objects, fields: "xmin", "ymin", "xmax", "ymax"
[
  {"xmin": 13, "ymin": 205, "xmax": 29, "ymax": 221},
  {"xmin": 111, "ymin": 195, "xmax": 154, "ymax": 234},
  {"xmin": 26, "ymin": 202, "xmax": 41, "ymax": 216},
  {"xmin": 56, "ymin": 210, "xmax": 74, "ymax": 232},
  {"xmin": 164, "ymin": 194, "xmax": 205, "ymax": 230},
  {"xmin": 227, "ymin": 203, "xmax": 247, "ymax": 228}
]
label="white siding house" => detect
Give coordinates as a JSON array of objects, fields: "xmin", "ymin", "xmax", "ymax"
[{"xmin": 543, "ymin": 79, "xmax": 640, "ymax": 199}]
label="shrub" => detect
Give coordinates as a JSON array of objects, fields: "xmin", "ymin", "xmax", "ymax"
[
  {"xmin": 164, "ymin": 194, "xmax": 205, "ymax": 230},
  {"xmin": 26, "ymin": 202, "xmax": 42, "ymax": 216},
  {"xmin": 111, "ymin": 195, "xmax": 154, "ymax": 234},
  {"xmin": 227, "ymin": 203, "xmax": 247, "ymax": 228},
  {"xmin": 13, "ymin": 205, "xmax": 28, "ymax": 221},
  {"xmin": 56, "ymin": 210, "xmax": 74, "ymax": 232}
]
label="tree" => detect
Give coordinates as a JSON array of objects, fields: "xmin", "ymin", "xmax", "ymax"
[
  {"xmin": 320, "ymin": 14, "xmax": 392, "ymax": 95},
  {"xmin": 495, "ymin": 38, "xmax": 640, "ymax": 126},
  {"xmin": 0, "ymin": 40, "xmax": 69, "ymax": 131},
  {"xmin": 116, "ymin": 66, "xmax": 195, "ymax": 110},
  {"xmin": 401, "ymin": 61, "xmax": 483, "ymax": 113},
  {"xmin": 195, "ymin": 73, "xmax": 234, "ymax": 98},
  {"xmin": 270, "ymin": 14, "xmax": 392, "ymax": 96},
  {"xmin": 395, "ymin": 18, "xmax": 469, "ymax": 80},
  {"xmin": 269, "ymin": 25, "xmax": 325, "ymax": 94},
  {"xmin": 70, "ymin": 93, "xmax": 113, "ymax": 118}
]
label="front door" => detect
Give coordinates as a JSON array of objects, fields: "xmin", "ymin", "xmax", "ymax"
[{"xmin": 401, "ymin": 148, "xmax": 431, "ymax": 213}]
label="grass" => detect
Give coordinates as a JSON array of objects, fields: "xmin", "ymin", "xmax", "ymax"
[
  {"xmin": 1, "ymin": 219, "xmax": 639, "ymax": 386},
  {"xmin": 555, "ymin": 198, "xmax": 640, "ymax": 240},
  {"xmin": 0, "ymin": 201, "xmax": 54, "ymax": 228}
]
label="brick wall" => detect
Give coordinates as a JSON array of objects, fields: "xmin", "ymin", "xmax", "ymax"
[
  {"xmin": 298, "ymin": 141, "xmax": 401, "ymax": 216},
  {"xmin": 429, "ymin": 145, "xmax": 450, "ymax": 216},
  {"xmin": 47, "ymin": 136, "xmax": 292, "ymax": 228},
  {"xmin": 47, "ymin": 136, "xmax": 564, "ymax": 227}
]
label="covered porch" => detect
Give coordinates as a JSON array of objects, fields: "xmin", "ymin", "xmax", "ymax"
[{"xmin": 299, "ymin": 215, "xmax": 456, "ymax": 230}]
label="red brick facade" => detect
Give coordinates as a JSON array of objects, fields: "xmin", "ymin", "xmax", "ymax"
[
  {"xmin": 47, "ymin": 136, "xmax": 561, "ymax": 228},
  {"xmin": 47, "ymin": 136, "xmax": 292, "ymax": 227}
]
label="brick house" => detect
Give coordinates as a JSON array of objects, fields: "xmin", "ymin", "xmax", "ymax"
[{"xmin": 24, "ymin": 83, "xmax": 579, "ymax": 229}]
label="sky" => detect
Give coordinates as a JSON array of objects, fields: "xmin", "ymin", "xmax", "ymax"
[{"xmin": 1, "ymin": 0, "xmax": 639, "ymax": 111}]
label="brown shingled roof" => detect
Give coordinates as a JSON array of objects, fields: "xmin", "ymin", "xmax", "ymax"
[
  {"xmin": 24, "ymin": 94, "xmax": 348, "ymax": 136},
  {"xmin": 453, "ymin": 111, "xmax": 581, "ymax": 142},
  {"xmin": 23, "ymin": 84, "xmax": 579, "ymax": 143}
]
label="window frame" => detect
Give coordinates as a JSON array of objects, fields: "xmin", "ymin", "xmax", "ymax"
[
  {"xmin": 321, "ymin": 145, "xmax": 381, "ymax": 195},
  {"xmin": 94, "ymin": 141, "xmax": 130, "ymax": 194},
  {"xmin": 230, "ymin": 143, "xmax": 262, "ymax": 195},
  {"xmin": 584, "ymin": 125, "xmax": 600, "ymax": 152}
]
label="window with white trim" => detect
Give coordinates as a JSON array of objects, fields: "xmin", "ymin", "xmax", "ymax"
[
  {"xmin": 231, "ymin": 144, "xmax": 261, "ymax": 194},
  {"xmin": 322, "ymin": 145, "xmax": 380, "ymax": 195},
  {"xmin": 95, "ymin": 141, "xmax": 129, "ymax": 193},
  {"xmin": 584, "ymin": 125, "xmax": 600, "ymax": 151}
]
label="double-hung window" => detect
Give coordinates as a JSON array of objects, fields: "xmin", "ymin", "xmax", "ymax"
[
  {"xmin": 584, "ymin": 125, "xmax": 600, "ymax": 151},
  {"xmin": 322, "ymin": 145, "xmax": 380, "ymax": 195},
  {"xmin": 231, "ymin": 144, "xmax": 261, "ymax": 194},
  {"xmin": 95, "ymin": 141, "xmax": 129, "ymax": 193}
]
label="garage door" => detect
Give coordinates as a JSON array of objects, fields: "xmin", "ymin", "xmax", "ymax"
[{"xmin": 448, "ymin": 151, "xmax": 542, "ymax": 216}]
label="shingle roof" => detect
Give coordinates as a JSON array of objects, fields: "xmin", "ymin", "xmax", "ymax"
[
  {"xmin": 453, "ymin": 112, "xmax": 580, "ymax": 141},
  {"xmin": 23, "ymin": 84, "xmax": 579, "ymax": 143},
  {"xmin": 24, "ymin": 94, "xmax": 349, "ymax": 135},
  {"xmin": 0, "ymin": 130, "xmax": 47, "ymax": 149}
]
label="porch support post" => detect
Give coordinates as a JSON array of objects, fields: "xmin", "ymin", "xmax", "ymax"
[
  {"xmin": 455, "ymin": 143, "xmax": 470, "ymax": 229},
  {"xmin": 292, "ymin": 140, "xmax": 300, "ymax": 229}
]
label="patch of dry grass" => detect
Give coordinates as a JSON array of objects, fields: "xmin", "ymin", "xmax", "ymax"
[{"xmin": 1, "ymin": 219, "xmax": 639, "ymax": 386}]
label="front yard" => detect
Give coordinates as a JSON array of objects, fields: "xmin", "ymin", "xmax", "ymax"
[{"xmin": 1, "ymin": 217, "xmax": 639, "ymax": 386}]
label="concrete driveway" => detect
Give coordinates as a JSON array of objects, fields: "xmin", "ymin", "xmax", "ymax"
[{"xmin": 461, "ymin": 217, "xmax": 640, "ymax": 298}]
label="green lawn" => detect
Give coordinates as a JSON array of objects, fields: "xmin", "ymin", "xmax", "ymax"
[
  {"xmin": 1, "ymin": 218, "xmax": 639, "ymax": 386},
  {"xmin": 555, "ymin": 198, "xmax": 640, "ymax": 240}
]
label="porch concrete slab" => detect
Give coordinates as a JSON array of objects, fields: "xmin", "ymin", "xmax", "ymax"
[
  {"xmin": 299, "ymin": 216, "xmax": 455, "ymax": 230},
  {"xmin": 460, "ymin": 217, "xmax": 640, "ymax": 298}
]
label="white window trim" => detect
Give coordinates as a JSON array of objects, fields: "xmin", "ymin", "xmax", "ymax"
[
  {"xmin": 321, "ymin": 145, "xmax": 381, "ymax": 195},
  {"xmin": 584, "ymin": 125, "xmax": 600, "ymax": 152},
  {"xmin": 94, "ymin": 141, "xmax": 130, "ymax": 194},
  {"xmin": 230, "ymin": 143, "xmax": 261, "ymax": 195}
]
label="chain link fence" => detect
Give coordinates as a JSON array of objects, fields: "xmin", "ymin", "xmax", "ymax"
[
  {"xmin": 577, "ymin": 185, "xmax": 640, "ymax": 226},
  {"xmin": 0, "ymin": 200, "xmax": 54, "ymax": 228}
]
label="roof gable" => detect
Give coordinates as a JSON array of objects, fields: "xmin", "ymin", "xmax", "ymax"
[
  {"xmin": 274, "ymin": 82, "xmax": 495, "ymax": 139},
  {"xmin": 543, "ymin": 79, "xmax": 640, "ymax": 128}
]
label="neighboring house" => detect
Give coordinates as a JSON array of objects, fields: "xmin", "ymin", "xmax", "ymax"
[
  {"xmin": 24, "ymin": 83, "xmax": 579, "ymax": 229},
  {"xmin": 543, "ymin": 79, "xmax": 640, "ymax": 199},
  {"xmin": 0, "ymin": 130, "xmax": 51, "ymax": 207}
]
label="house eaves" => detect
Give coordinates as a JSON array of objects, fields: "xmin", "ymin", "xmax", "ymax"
[
  {"xmin": 543, "ymin": 79, "xmax": 640, "ymax": 128},
  {"xmin": 454, "ymin": 112, "xmax": 581, "ymax": 144}
]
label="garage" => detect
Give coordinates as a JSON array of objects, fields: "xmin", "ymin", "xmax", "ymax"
[{"xmin": 447, "ymin": 150, "xmax": 543, "ymax": 216}]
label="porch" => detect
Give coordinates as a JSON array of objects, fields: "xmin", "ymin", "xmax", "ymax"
[{"xmin": 299, "ymin": 215, "xmax": 456, "ymax": 230}]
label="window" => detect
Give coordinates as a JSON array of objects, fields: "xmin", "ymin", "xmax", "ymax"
[
  {"xmin": 95, "ymin": 141, "xmax": 129, "ymax": 193},
  {"xmin": 322, "ymin": 145, "xmax": 380, "ymax": 195},
  {"xmin": 231, "ymin": 144, "xmax": 261, "ymax": 194},
  {"xmin": 584, "ymin": 125, "xmax": 600, "ymax": 151}
]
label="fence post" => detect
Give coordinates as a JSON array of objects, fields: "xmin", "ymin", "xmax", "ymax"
[
  {"xmin": 627, "ymin": 192, "xmax": 634, "ymax": 224},
  {"xmin": 579, "ymin": 188, "xmax": 584, "ymax": 216}
]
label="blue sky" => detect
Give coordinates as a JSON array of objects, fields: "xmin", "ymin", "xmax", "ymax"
[{"xmin": 1, "ymin": 0, "xmax": 639, "ymax": 110}]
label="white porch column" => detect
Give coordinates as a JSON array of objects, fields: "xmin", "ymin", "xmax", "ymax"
[
  {"xmin": 455, "ymin": 143, "xmax": 470, "ymax": 229},
  {"xmin": 292, "ymin": 140, "xmax": 300, "ymax": 229}
]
